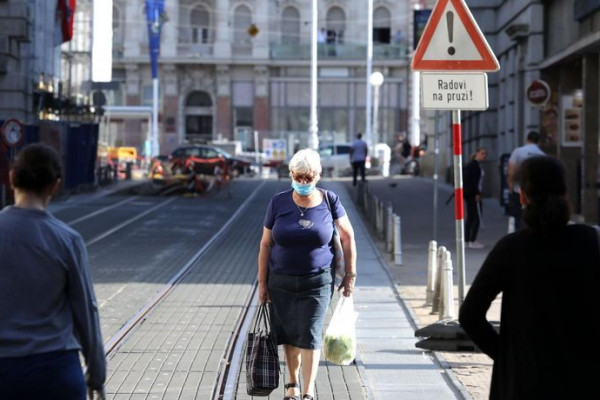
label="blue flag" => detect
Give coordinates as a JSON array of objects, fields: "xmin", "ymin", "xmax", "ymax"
[{"xmin": 145, "ymin": 0, "xmax": 166, "ymax": 79}]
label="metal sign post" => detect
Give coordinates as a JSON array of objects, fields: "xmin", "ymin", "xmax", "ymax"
[{"xmin": 451, "ymin": 110, "xmax": 466, "ymax": 303}]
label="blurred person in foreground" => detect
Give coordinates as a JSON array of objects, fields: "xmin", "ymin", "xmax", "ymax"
[
  {"xmin": 459, "ymin": 156, "xmax": 600, "ymax": 399},
  {"xmin": 464, "ymin": 147, "xmax": 487, "ymax": 249},
  {"xmin": 0, "ymin": 143, "xmax": 106, "ymax": 400},
  {"xmin": 258, "ymin": 149, "xmax": 357, "ymax": 400}
]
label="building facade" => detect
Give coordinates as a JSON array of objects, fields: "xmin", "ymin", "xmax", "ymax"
[
  {"xmin": 108, "ymin": 0, "xmax": 415, "ymax": 156},
  {"xmin": 441, "ymin": 0, "xmax": 599, "ymax": 224},
  {"xmin": 0, "ymin": 0, "xmax": 100, "ymax": 204}
]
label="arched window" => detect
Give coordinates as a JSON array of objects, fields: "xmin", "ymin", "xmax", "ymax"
[
  {"xmin": 373, "ymin": 7, "xmax": 391, "ymax": 44},
  {"xmin": 186, "ymin": 91, "xmax": 213, "ymax": 107},
  {"xmin": 281, "ymin": 7, "xmax": 300, "ymax": 44},
  {"xmin": 191, "ymin": 5, "xmax": 211, "ymax": 44},
  {"xmin": 233, "ymin": 5, "xmax": 252, "ymax": 45},
  {"xmin": 326, "ymin": 7, "xmax": 345, "ymax": 44}
]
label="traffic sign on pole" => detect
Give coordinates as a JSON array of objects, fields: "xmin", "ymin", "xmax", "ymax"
[{"xmin": 411, "ymin": 0, "xmax": 499, "ymax": 72}]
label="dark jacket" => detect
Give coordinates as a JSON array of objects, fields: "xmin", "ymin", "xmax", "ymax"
[
  {"xmin": 459, "ymin": 225, "xmax": 600, "ymax": 399},
  {"xmin": 463, "ymin": 159, "xmax": 481, "ymax": 198}
]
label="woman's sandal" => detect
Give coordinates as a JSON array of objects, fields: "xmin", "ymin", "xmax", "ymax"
[
  {"xmin": 283, "ymin": 382, "xmax": 301, "ymax": 400},
  {"xmin": 302, "ymin": 395, "xmax": 314, "ymax": 400}
]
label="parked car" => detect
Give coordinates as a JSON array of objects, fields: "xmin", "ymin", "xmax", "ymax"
[
  {"xmin": 155, "ymin": 145, "xmax": 254, "ymax": 177},
  {"xmin": 319, "ymin": 143, "xmax": 371, "ymax": 177}
]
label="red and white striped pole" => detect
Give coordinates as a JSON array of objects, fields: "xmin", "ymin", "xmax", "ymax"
[{"xmin": 452, "ymin": 110, "xmax": 466, "ymax": 305}]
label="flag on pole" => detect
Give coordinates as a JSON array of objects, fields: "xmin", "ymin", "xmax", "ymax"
[
  {"xmin": 56, "ymin": 0, "xmax": 76, "ymax": 44},
  {"xmin": 145, "ymin": 0, "xmax": 166, "ymax": 79}
]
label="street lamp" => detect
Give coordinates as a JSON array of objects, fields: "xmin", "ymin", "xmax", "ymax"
[{"xmin": 370, "ymin": 71, "xmax": 384, "ymax": 150}]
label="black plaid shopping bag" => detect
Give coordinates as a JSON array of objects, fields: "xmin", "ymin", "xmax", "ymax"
[{"xmin": 245, "ymin": 304, "xmax": 280, "ymax": 396}]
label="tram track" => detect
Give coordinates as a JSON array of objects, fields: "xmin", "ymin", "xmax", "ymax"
[{"xmin": 101, "ymin": 181, "xmax": 268, "ymax": 398}]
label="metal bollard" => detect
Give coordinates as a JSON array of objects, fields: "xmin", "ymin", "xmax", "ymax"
[
  {"xmin": 441, "ymin": 249, "xmax": 456, "ymax": 320},
  {"xmin": 386, "ymin": 204, "xmax": 393, "ymax": 252},
  {"xmin": 376, "ymin": 199, "xmax": 384, "ymax": 237},
  {"xmin": 393, "ymin": 215, "xmax": 403, "ymax": 265},
  {"xmin": 431, "ymin": 246, "xmax": 445, "ymax": 314},
  {"xmin": 425, "ymin": 241, "xmax": 438, "ymax": 306}
]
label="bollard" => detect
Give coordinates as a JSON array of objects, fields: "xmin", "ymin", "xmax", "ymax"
[
  {"xmin": 441, "ymin": 249, "xmax": 456, "ymax": 320},
  {"xmin": 426, "ymin": 240, "xmax": 438, "ymax": 306},
  {"xmin": 507, "ymin": 216, "xmax": 515, "ymax": 233},
  {"xmin": 393, "ymin": 215, "xmax": 403, "ymax": 265},
  {"xmin": 376, "ymin": 199, "xmax": 384, "ymax": 237},
  {"xmin": 431, "ymin": 246, "xmax": 445, "ymax": 315},
  {"xmin": 386, "ymin": 204, "xmax": 393, "ymax": 252}
]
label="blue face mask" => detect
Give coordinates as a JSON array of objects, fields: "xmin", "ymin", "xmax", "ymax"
[{"xmin": 291, "ymin": 180, "xmax": 316, "ymax": 196}]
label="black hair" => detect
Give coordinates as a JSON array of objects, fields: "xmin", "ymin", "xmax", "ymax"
[
  {"xmin": 11, "ymin": 143, "xmax": 62, "ymax": 195},
  {"xmin": 526, "ymin": 131, "xmax": 540, "ymax": 143},
  {"xmin": 356, "ymin": 133, "xmax": 362, "ymax": 139},
  {"xmin": 521, "ymin": 156, "xmax": 570, "ymax": 236}
]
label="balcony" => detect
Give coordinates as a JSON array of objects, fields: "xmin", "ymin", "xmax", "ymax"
[{"xmin": 270, "ymin": 43, "xmax": 409, "ymax": 61}]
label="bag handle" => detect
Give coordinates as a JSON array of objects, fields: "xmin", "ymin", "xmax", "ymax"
[{"xmin": 252, "ymin": 304, "xmax": 272, "ymax": 334}]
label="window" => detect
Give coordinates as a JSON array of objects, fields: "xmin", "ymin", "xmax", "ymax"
[
  {"xmin": 186, "ymin": 91, "xmax": 212, "ymax": 107},
  {"xmin": 281, "ymin": 7, "xmax": 300, "ymax": 44},
  {"xmin": 233, "ymin": 5, "xmax": 252, "ymax": 45},
  {"xmin": 191, "ymin": 5, "xmax": 211, "ymax": 43},
  {"xmin": 326, "ymin": 7, "xmax": 345, "ymax": 44},
  {"xmin": 373, "ymin": 7, "xmax": 391, "ymax": 44}
]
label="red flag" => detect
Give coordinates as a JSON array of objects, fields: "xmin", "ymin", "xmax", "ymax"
[{"xmin": 56, "ymin": 0, "xmax": 76, "ymax": 43}]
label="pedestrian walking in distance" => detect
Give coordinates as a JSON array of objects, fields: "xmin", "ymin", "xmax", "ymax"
[
  {"xmin": 258, "ymin": 149, "xmax": 357, "ymax": 400},
  {"xmin": 0, "ymin": 143, "xmax": 106, "ymax": 399},
  {"xmin": 464, "ymin": 147, "xmax": 487, "ymax": 249},
  {"xmin": 350, "ymin": 132, "xmax": 368, "ymax": 186},
  {"xmin": 506, "ymin": 131, "xmax": 545, "ymax": 230},
  {"xmin": 459, "ymin": 156, "xmax": 600, "ymax": 399}
]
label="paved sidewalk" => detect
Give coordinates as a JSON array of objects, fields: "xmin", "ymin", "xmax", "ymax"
[
  {"xmin": 324, "ymin": 181, "xmax": 467, "ymax": 399},
  {"xmin": 340, "ymin": 176, "xmax": 507, "ymax": 400}
]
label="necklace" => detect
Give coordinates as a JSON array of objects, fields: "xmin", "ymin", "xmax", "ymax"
[{"xmin": 296, "ymin": 204, "xmax": 309, "ymax": 217}]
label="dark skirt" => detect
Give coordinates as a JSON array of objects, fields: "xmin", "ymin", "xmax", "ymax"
[
  {"xmin": 268, "ymin": 268, "xmax": 334, "ymax": 350},
  {"xmin": 0, "ymin": 350, "xmax": 86, "ymax": 400}
]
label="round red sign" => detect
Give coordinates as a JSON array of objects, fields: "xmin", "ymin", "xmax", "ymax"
[{"xmin": 526, "ymin": 80, "xmax": 551, "ymax": 106}]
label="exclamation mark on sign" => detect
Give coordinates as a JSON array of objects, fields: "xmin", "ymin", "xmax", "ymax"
[{"xmin": 447, "ymin": 11, "xmax": 455, "ymax": 55}]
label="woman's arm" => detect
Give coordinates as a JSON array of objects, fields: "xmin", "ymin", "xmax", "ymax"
[
  {"xmin": 67, "ymin": 236, "xmax": 106, "ymax": 393},
  {"xmin": 258, "ymin": 227, "xmax": 273, "ymax": 304},
  {"xmin": 458, "ymin": 248, "xmax": 504, "ymax": 359},
  {"xmin": 335, "ymin": 215, "xmax": 357, "ymax": 296}
]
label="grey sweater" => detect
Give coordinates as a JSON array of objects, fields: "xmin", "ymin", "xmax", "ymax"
[{"xmin": 0, "ymin": 206, "xmax": 106, "ymax": 390}]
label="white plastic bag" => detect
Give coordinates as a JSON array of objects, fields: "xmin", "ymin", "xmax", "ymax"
[{"xmin": 323, "ymin": 296, "xmax": 358, "ymax": 365}]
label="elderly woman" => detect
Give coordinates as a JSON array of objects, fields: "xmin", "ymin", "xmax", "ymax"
[
  {"xmin": 0, "ymin": 144, "xmax": 106, "ymax": 400},
  {"xmin": 258, "ymin": 149, "xmax": 357, "ymax": 400}
]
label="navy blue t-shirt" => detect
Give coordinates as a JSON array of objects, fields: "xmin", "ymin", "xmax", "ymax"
[{"xmin": 263, "ymin": 189, "xmax": 346, "ymax": 275}]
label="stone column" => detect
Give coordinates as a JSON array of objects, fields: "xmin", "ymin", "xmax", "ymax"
[
  {"xmin": 214, "ymin": 0, "xmax": 231, "ymax": 58},
  {"xmin": 162, "ymin": 64, "xmax": 179, "ymax": 153},
  {"xmin": 161, "ymin": 0, "xmax": 177, "ymax": 57},
  {"xmin": 125, "ymin": 65, "xmax": 141, "ymax": 146},
  {"xmin": 253, "ymin": 0, "xmax": 269, "ymax": 59},
  {"xmin": 124, "ymin": 1, "xmax": 140, "ymax": 57},
  {"xmin": 216, "ymin": 65, "xmax": 232, "ymax": 140},
  {"xmin": 582, "ymin": 54, "xmax": 599, "ymax": 224},
  {"xmin": 253, "ymin": 66, "xmax": 269, "ymax": 133}
]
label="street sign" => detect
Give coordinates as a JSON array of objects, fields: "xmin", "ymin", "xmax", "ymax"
[
  {"xmin": 421, "ymin": 72, "xmax": 488, "ymax": 110},
  {"xmin": 526, "ymin": 79, "xmax": 551, "ymax": 107},
  {"xmin": 1, "ymin": 118, "xmax": 24, "ymax": 147},
  {"xmin": 411, "ymin": 0, "xmax": 499, "ymax": 72}
]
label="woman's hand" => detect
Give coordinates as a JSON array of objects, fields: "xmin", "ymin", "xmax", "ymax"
[
  {"xmin": 338, "ymin": 275, "xmax": 356, "ymax": 297},
  {"xmin": 258, "ymin": 282, "xmax": 271, "ymax": 304}
]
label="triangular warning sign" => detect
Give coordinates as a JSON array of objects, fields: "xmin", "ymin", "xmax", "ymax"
[{"xmin": 412, "ymin": 0, "xmax": 499, "ymax": 72}]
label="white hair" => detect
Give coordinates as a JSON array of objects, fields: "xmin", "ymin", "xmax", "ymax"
[{"xmin": 288, "ymin": 148, "xmax": 322, "ymax": 176}]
